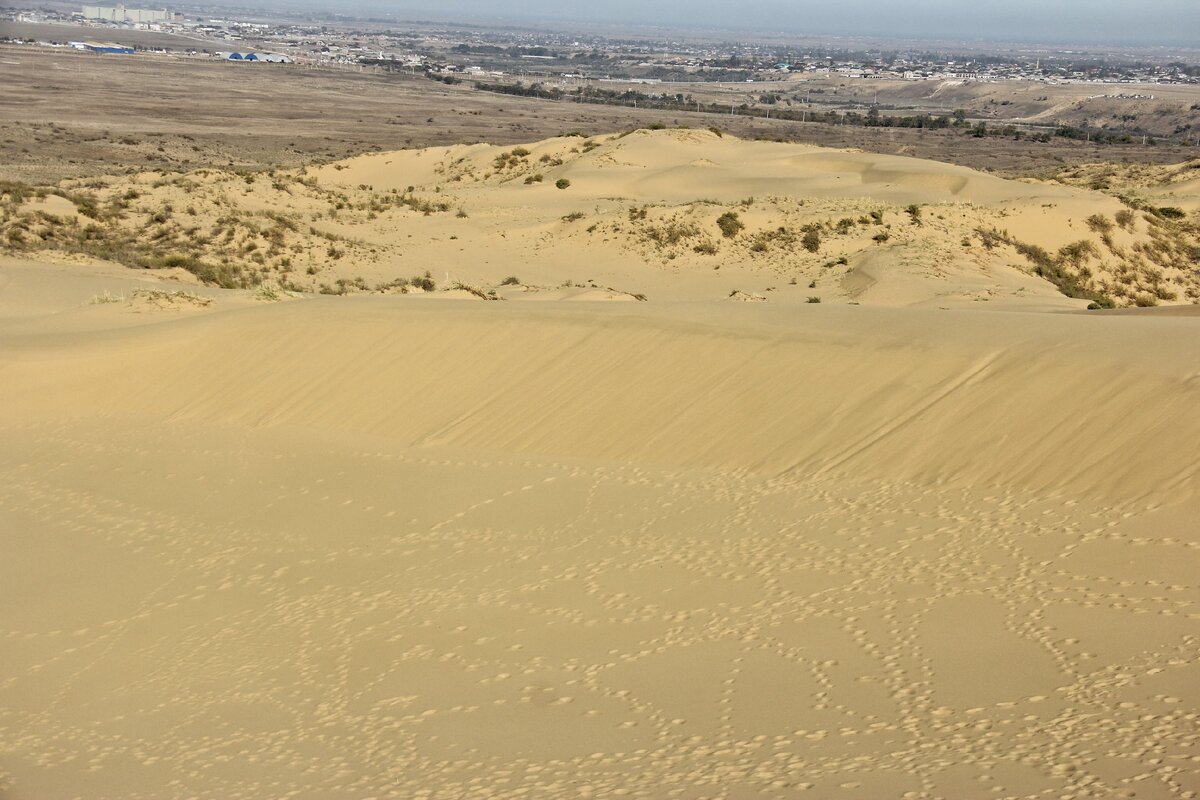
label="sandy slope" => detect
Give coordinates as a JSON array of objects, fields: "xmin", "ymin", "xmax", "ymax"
[
  {"xmin": 7, "ymin": 130, "xmax": 1197, "ymax": 309},
  {"xmin": 1, "ymin": 254, "xmax": 1198, "ymax": 799}
]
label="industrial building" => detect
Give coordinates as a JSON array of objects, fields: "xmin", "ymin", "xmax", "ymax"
[
  {"xmin": 217, "ymin": 52, "xmax": 293, "ymax": 63},
  {"xmin": 69, "ymin": 40, "xmax": 135, "ymax": 54},
  {"xmin": 80, "ymin": 5, "xmax": 171, "ymax": 23}
]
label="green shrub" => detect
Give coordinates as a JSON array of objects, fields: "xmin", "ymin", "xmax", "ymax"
[
  {"xmin": 555, "ymin": 178, "xmax": 571, "ymax": 190},
  {"xmin": 1085, "ymin": 213, "xmax": 1113, "ymax": 234},
  {"xmin": 801, "ymin": 226, "xmax": 821, "ymax": 253},
  {"xmin": 716, "ymin": 211, "xmax": 744, "ymax": 238},
  {"xmin": 410, "ymin": 271, "xmax": 435, "ymax": 291}
]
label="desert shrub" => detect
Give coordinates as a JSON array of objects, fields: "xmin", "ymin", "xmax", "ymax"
[
  {"xmin": 872, "ymin": 231, "xmax": 890, "ymax": 243},
  {"xmin": 645, "ymin": 220, "xmax": 700, "ymax": 247},
  {"xmin": 1085, "ymin": 213, "xmax": 1113, "ymax": 234},
  {"xmin": 869, "ymin": 209, "xmax": 885, "ymax": 225},
  {"xmin": 493, "ymin": 151, "xmax": 525, "ymax": 170},
  {"xmin": 807, "ymin": 296, "xmax": 821, "ymax": 303},
  {"xmin": 835, "ymin": 218, "xmax": 854, "ymax": 235},
  {"xmin": 524, "ymin": 174, "xmax": 544, "ymax": 184},
  {"xmin": 158, "ymin": 253, "xmax": 196, "ymax": 269},
  {"xmin": 0, "ymin": 180, "xmax": 33, "ymax": 204},
  {"xmin": 1114, "ymin": 209, "xmax": 1135, "ymax": 229},
  {"xmin": 89, "ymin": 290, "xmax": 124, "ymax": 304},
  {"xmin": 801, "ymin": 225, "xmax": 821, "ymax": 253},
  {"xmin": 450, "ymin": 281, "xmax": 495, "ymax": 300},
  {"xmin": 746, "ymin": 227, "xmax": 797, "ymax": 253},
  {"xmin": 1057, "ymin": 239, "xmax": 1099, "ymax": 269},
  {"xmin": 500, "ymin": 276, "xmax": 520, "ymax": 285},
  {"xmin": 410, "ymin": 271, "xmax": 436, "ymax": 291},
  {"xmin": 562, "ymin": 212, "xmax": 585, "ymax": 222},
  {"xmin": 976, "ymin": 228, "xmax": 1007, "ymax": 250},
  {"xmin": 716, "ymin": 211, "xmax": 744, "ymax": 238},
  {"xmin": 556, "ymin": 178, "xmax": 571, "ymax": 190},
  {"xmin": 693, "ymin": 241, "xmax": 718, "ymax": 255},
  {"xmin": 130, "ymin": 288, "xmax": 212, "ymax": 306},
  {"xmin": 62, "ymin": 192, "xmax": 101, "ymax": 219},
  {"xmin": 905, "ymin": 204, "xmax": 923, "ymax": 226},
  {"xmin": 254, "ymin": 283, "xmax": 284, "ymax": 301}
]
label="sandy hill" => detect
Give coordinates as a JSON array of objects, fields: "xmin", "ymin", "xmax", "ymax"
[
  {"xmin": 2, "ymin": 129, "xmax": 1197, "ymax": 309},
  {"xmin": 1, "ymin": 132, "xmax": 1199, "ymax": 800}
]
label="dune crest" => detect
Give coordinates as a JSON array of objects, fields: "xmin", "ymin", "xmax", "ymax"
[{"xmin": 4, "ymin": 129, "xmax": 1197, "ymax": 309}]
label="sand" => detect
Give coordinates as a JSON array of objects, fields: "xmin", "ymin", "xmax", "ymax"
[
  {"xmin": 8, "ymin": 129, "xmax": 1197, "ymax": 309},
  {"xmin": 1, "ymin": 135, "xmax": 1199, "ymax": 799}
]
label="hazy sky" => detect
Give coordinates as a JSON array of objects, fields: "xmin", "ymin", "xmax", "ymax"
[{"xmin": 346, "ymin": 0, "xmax": 1200, "ymax": 47}]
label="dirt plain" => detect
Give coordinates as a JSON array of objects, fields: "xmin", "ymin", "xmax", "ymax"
[{"xmin": 2, "ymin": 45, "xmax": 1198, "ymax": 184}]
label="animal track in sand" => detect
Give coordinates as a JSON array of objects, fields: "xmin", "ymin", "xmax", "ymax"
[{"xmin": 0, "ymin": 417, "xmax": 1196, "ymax": 799}]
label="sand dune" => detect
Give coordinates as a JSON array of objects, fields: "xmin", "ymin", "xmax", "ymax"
[
  {"xmin": 8, "ymin": 129, "xmax": 1196, "ymax": 310},
  {"xmin": 1, "ymin": 260, "xmax": 1198, "ymax": 798},
  {"xmin": 2, "ymin": 131, "xmax": 1199, "ymax": 799}
]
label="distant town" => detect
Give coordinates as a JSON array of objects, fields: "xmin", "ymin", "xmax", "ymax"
[
  {"xmin": 3, "ymin": 4, "xmax": 1199, "ymax": 145},
  {"xmin": 3, "ymin": 4, "xmax": 1197, "ymax": 84}
]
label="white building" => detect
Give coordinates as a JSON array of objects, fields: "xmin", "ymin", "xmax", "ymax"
[{"xmin": 81, "ymin": 5, "xmax": 171, "ymax": 23}]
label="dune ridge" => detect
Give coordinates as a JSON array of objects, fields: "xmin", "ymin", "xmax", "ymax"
[
  {"xmin": 4, "ymin": 299, "xmax": 1197, "ymax": 505},
  {"xmin": 5, "ymin": 129, "xmax": 1198, "ymax": 309}
]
